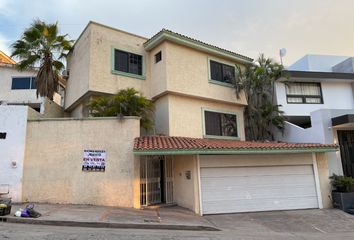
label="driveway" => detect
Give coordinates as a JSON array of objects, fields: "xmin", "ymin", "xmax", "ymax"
[{"xmin": 205, "ymin": 208, "xmax": 354, "ymax": 234}]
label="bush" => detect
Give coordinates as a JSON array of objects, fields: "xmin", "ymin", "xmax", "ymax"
[
  {"xmin": 330, "ymin": 174, "xmax": 354, "ymax": 192},
  {"xmin": 87, "ymin": 88, "xmax": 154, "ymax": 130}
]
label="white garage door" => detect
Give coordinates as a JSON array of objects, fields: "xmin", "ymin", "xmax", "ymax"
[{"xmin": 200, "ymin": 165, "xmax": 319, "ymax": 214}]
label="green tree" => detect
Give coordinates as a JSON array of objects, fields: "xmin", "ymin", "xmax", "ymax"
[
  {"xmin": 87, "ymin": 88, "xmax": 154, "ymax": 130},
  {"xmin": 11, "ymin": 19, "xmax": 73, "ymax": 99},
  {"xmin": 235, "ymin": 54, "xmax": 286, "ymax": 141}
]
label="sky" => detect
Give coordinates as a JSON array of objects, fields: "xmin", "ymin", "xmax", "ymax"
[{"xmin": 0, "ymin": 0, "xmax": 353, "ymax": 65}]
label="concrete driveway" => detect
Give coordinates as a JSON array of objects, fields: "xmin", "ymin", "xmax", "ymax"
[{"xmin": 205, "ymin": 209, "xmax": 354, "ymax": 234}]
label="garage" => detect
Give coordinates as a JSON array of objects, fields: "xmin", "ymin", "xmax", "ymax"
[
  {"xmin": 134, "ymin": 135, "xmax": 336, "ymax": 215},
  {"xmin": 199, "ymin": 155, "xmax": 320, "ymax": 214}
]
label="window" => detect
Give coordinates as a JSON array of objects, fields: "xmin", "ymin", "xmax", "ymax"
[
  {"xmin": 155, "ymin": 51, "xmax": 162, "ymax": 63},
  {"xmin": 210, "ymin": 60, "xmax": 235, "ymax": 84},
  {"xmin": 204, "ymin": 110, "xmax": 238, "ymax": 138},
  {"xmin": 286, "ymin": 82, "xmax": 323, "ymax": 104},
  {"xmin": 114, "ymin": 49, "xmax": 142, "ymax": 75},
  {"xmin": 0, "ymin": 132, "xmax": 6, "ymax": 139},
  {"xmin": 11, "ymin": 77, "xmax": 36, "ymax": 90}
]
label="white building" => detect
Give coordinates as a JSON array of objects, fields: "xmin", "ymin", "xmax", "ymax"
[
  {"xmin": 0, "ymin": 51, "xmax": 65, "ymax": 112},
  {"xmin": 275, "ymin": 54, "xmax": 354, "ymax": 176}
]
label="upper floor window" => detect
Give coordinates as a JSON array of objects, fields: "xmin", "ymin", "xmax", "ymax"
[
  {"xmin": 114, "ymin": 49, "xmax": 142, "ymax": 76},
  {"xmin": 155, "ymin": 51, "xmax": 162, "ymax": 63},
  {"xmin": 11, "ymin": 77, "xmax": 36, "ymax": 90},
  {"xmin": 204, "ymin": 110, "xmax": 238, "ymax": 138},
  {"xmin": 209, "ymin": 60, "xmax": 235, "ymax": 85},
  {"xmin": 286, "ymin": 82, "xmax": 323, "ymax": 104}
]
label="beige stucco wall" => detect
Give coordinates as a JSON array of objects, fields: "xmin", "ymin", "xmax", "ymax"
[
  {"xmin": 149, "ymin": 43, "xmax": 167, "ymax": 97},
  {"xmin": 41, "ymin": 99, "xmax": 65, "ymax": 118},
  {"xmin": 22, "ymin": 117, "xmax": 140, "ymax": 207},
  {"xmin": 88, "ymin": 23, "xmax": 151, "ymax": 99},
  {"xmin": 162, "ymin": 41, "xmax": 247, "ymax": 105},
  {"xmin": 315, "ymin": 152, "xmax": 332, "ymax": 208},
  {"xmin": 153, "ymin": 96, "xmax": 169, "ymax": 135},
  {"xmin": 162, "ymin": 93, "xmax": 245, "ymax": 139},
  {"xmin": 65, "ymin": 27, "xmax": 91, "ymax": 109},
  {"xmin": 172, "ymin": 155, "xmax": 200, "ymax": 213}
]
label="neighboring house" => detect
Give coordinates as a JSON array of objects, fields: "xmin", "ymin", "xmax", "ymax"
[
  {"xmin": 56, "ymin": 22, "xmax": 336, "ymax": 215},
  {"xmin": 0, "ymin": 50, "xmax": 65, "ymax": 112},
  {"xmin": 275, "ymin": 54, "xmax": 354, "ymax": 177}
]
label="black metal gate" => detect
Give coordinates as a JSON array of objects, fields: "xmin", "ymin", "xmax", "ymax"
[{"xmin": 337, "ymin": 130, "xmax": 354, "ymax": 177}]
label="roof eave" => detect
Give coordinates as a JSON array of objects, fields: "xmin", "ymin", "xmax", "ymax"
[
  {"xmin": 133, "ymin": 147, "xmax": 338, "ymax": 155},
  {"xmin": 144, "ymin": 32, "xmax": 253, "ymax": 65}
]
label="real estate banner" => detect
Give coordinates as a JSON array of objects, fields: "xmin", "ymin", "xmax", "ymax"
[{"xmin": 82, "ymin": 150, "xmax": 106, "ymax": 172}]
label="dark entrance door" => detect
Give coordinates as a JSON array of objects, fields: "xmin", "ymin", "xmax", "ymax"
[{"xmin": 337, "ymin": 130, "xmax": 354, "ymax": 177}]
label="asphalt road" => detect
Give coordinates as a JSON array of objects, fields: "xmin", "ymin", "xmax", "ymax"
[{"xmin": 2, "ymin": 223, "xmax": 354, "ymax": 240}]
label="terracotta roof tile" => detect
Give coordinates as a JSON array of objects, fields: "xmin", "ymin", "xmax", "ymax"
[{"xmin": 134, "ymin": 135, "xmax": 338, "ymax": 153}]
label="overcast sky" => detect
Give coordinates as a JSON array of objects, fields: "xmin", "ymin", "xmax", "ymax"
[{"xmin": 0, "ymin": 0, "xmax": 353, "ymax": 65}]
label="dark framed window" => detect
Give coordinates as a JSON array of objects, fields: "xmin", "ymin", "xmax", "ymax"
[
  {"xmin": 286, "ymin": 82, "xmax": 323, "ymax": 104},
  {"xmin": 155, "ymin": 51, "xmax": 162, "ymax": 63},
  {"xmin": 210, "ymin": 60, "xmax": 235, "ymax": 84},
  {"xmin": 11, "ymin": 77, "xmax": 36, "ymax": 90},
  {"xmin": 204, "ymin": 110, "xmax": 238, "ymax": 137},
  {"xmin": 0, "ymin": 132, "xmax": 6, "ymax": 139},
  {"xmin": 114, "ymin": 49, "xmax": 143, "ymax": 75}
]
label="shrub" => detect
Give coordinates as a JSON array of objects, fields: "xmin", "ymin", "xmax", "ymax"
[{"xmin": 330, "ymin": 174, "xmax": 354, "ymax": 192}]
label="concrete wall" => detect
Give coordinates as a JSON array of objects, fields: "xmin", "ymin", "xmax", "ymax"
[
  {"xmin": 0, "ymin": 65, "xmax": 63, "ymax": 108},
  {"xmin": 276, "ymin": 109, "xmax": 354, "ymax": 175},
  {"xmin": 22, "ymin": 117, "xmax": 140, "ymax": 207},
  {"xmin": 164, "ymin": 93, "xmax": 245, "ymax": 139},
  {"xmin": 163, "ymin": 41, "xmax": 247, "ymax": 105},
  {"xmin": 65, "ymin": 26, "xmax": 91, "ymax": 109},
  {"xmin": 172, "ymin": 155, "xmax": 200, "ymax": 213},
  {"xmin": 0, "ymin": 106, "xmax": 28, "ymax": 202},
  {"xmin": 149, "ymin": 43, "xmax": 167, "ymax": 98},
  {"xmin": 41, "ymin": 99, "xmax": 65, "ymax": 118},
  {"xmin": 288, "ymin": 55, "xmax": 349, "ymax": 72},
  {"xmin": 154, "ymin": 96, "xmax": 169, "ymax": 135},
  {"xmin": 0, "ymin": 65, "xmax": 40, "ymax": 105},
  {"xmin": 275, "ymin": 81, "xmax": 354, "ymax": 116},
  {"xmin": 89, "ymin": 23, "xmax": 151, "ymax": 99},
  {"xmin": 315, "ymin": 153, "xmax": 332, "ymax": 209}
]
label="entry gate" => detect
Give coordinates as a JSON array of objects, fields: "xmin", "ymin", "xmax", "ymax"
[{"xmin": 140, "ymin": 156, "xmax": 173, "ymax": 206}]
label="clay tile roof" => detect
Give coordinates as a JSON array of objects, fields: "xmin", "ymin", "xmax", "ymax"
[
  {"xmin": 134, "ymin": 135, "xmax": 338, "ymax": 154},
  {"xmin": 0, "ymin": 50, "xmax": 16, "ymax": 65},
  {"xmin": 144, "ymin": 29, "xmax": 253, "ymax": 63}
]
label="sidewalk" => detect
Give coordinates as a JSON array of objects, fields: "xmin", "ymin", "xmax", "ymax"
[{"xmin": 0, "ymin": 203, "xmax": 218, "ymax": 231}]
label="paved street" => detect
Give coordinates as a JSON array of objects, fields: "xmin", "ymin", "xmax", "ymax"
[
  {"xmin": 2, "ymin": 222, "xmax": 354, "ymax": 240},
  {"xmin": 1, "ymin": 209, "xmax": 354, "ymax": 239}
]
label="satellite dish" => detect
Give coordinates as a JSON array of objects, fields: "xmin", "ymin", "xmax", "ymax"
[
  {"xmin": 279, "ymin": 48, "xmax": 287, "ymax": 65},
  {"xmin": 279, "ymin": 48, "xmax": 287, "ymax": 57}
]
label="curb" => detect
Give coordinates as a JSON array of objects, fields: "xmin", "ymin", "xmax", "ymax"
[{"xmin": 0, "ymin": 217, "xmax": 220, "ymax": 231}]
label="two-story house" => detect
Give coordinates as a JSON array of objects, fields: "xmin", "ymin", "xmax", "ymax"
[
  {"xmin": 63, "ymin": 22, "xmax": 335, "ymax": 215},
  {"xmin": 275, "ymin": 54, "xmax": 354, "ymax": 178},
  {"xmin": 0, "ymin": 50, "xmax": 65, "ymax": 113}
]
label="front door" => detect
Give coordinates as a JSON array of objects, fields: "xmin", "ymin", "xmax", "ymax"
[
  {"xmin": 338, "ymin": 130, "xmax": 354, "ymax": 177},
  {"xmin": 140, "ymin": 156, "xmax": 173, "ymax": 206}
]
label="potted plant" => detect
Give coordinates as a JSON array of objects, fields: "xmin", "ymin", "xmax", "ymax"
[{"xmin": 330, "ymin": 174, "xmax": 354, "ymax": 213}]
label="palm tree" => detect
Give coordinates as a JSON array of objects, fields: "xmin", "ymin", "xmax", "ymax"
[
  {"xmin": 87, "ymin": 88, "xmax": 154, "ymax": 130},
  {"xmin": 11, "ymin": 19, "xmax": 73, "ymax": 99},
  {"xmin": 235, "ymin": 54, "xmax": 286, "ymax": 141}
]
